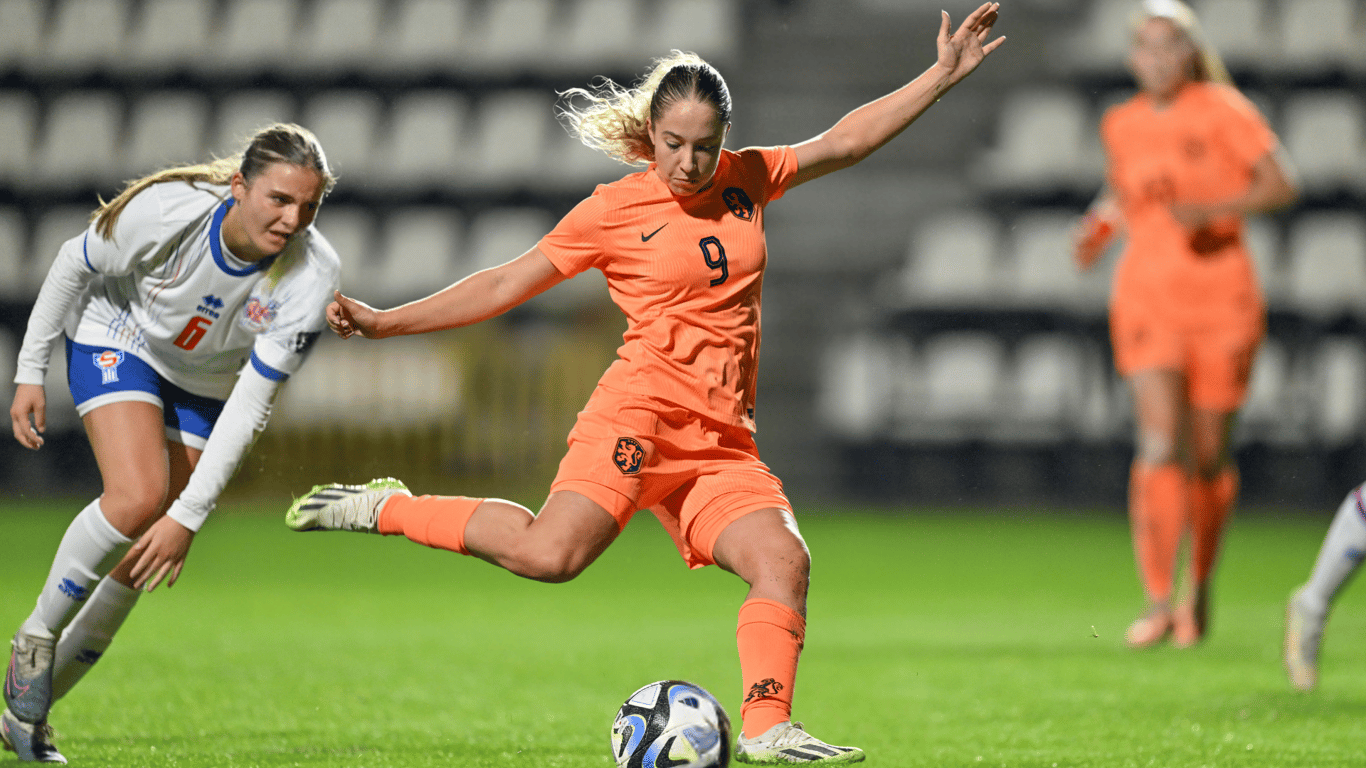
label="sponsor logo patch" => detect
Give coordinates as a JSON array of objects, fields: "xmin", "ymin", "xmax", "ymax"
[{"xmin": 93, "ymin": 350, "xmax": 125, "ymax": 385}]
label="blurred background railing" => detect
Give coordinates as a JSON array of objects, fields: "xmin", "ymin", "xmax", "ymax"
[{"xmin": 1, "ymin": 0, "xmax": 1363, "ymax": 508}]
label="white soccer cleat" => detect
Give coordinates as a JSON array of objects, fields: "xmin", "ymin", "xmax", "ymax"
[
  {"xmin": 285, "ymin": 478, "xmax": 411, "ymax": 533},
  {"xmin": 735, "ymin": 722, "xmax": 864, "ymax": 764},
  {"xmin": 1285, "ymin": 586, "xmax": 1325, "ymax": 692}
]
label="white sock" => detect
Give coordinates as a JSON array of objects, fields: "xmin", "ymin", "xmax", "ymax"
[
  {"xmin": 50, "ymin": 576, "xmax": 140, "ymax": 702},
  {"xmin": 1299, "ymin": 483, "xmax": 1366, "ymax": 616},
  {"xmin": 20, "ymin": 499, "xmax": 133, "ymax": 638}
]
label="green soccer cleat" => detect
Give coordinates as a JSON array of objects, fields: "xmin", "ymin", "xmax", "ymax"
[
  {"xmin": 735, "ymin": 722, "xmax": 865, "ymax": 765},
  {"xmin": 1285, "ymin": 586, "xmax": 1324, "ymax": 692},
  {"xmin": 1, "ymin": 708, "xmax": 65, "ymax": 764},
  {"xmin": 285, "ymin": 478, "xmax": 411, "ymax": 533}
]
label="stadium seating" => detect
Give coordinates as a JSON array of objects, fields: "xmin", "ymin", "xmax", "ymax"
[
  {"xmin": 0, "ymin": 91, "xmax": 37, "ymax": 186},
  {"xmin": 373, "ymin": 207, "xmax": 466, "ymax": 305},
  {"xmin": 0, "ymin": 208, "xmax": 25, "ymax": 302},
  {"xmin": 1284, "ymin": 212, "xmax": 1366, "ymax": 318},
  {"xmin": 1281, "ymin": 90, "xmax": 1366, "ymax": 194},
  {"xmin": 123, "ymin": 92, "xmax": 211, "ymax": 178}
]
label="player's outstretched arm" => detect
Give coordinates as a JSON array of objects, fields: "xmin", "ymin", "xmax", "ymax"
[
  {"xmin": 328, "ymin": 246, "xmax": 567, "ymax": 340},
  {"xmin": 790, "ymin": 2, "xmax": 1004, "ymax": 188}
]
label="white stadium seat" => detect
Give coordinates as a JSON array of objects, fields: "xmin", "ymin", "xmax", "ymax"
[
  {"xmin": 912, "ymin": 332, "xmax": 1007, "ymax": 440},
  {"xmin": 1312, "ymin": 337, "xmax": 1366, "ymax": 444},
  {"xmin": 646, "ymin": 0, "xmax": 739, "ymax": 64},
  {"xmin": 1238, "ymin": 338, "xmax": 1297, "ymax": 444},
  {"xmin": 125, "ymin": 0, "xmax": 216, "ymax": 74},
  {"xmin": 212, "ymin": 0, "xmax": 302, "ymax": 73},
  {"xmin": 978, "ymin": 88, "xmax": 1103, "ymax": 192},
  {"xmin": 379, "ymin": 91, "xmax": 472, "ymax": 190},
  {"xmin": 28, "ymin": 207, "xmax": 92, "ymax": 297},
  {"xmin": 34, "ymin": 92, "xmax": 124, "ymax": 190},
  {"xmin": 817, "ymin": 332, "xmax": 903, "ymax": 440},
  {"xmin": 123, "ymin": 92, "xmax": 210, "ymax": 177},
  {"xmin": 0, "ymin": 91, "xmax": 38, "ymax": 186},
  {"xmin": 0, "ymin": 0, "xmax": 47, "ymax": 72},
  {"xmin": 1066, "ymin": 0, "xmax": 1134, "ymax": 73},
  {"xmin": 38, "ymin": 0, "xmax": 131, "ymax": 74},
  {"xmin": 1284, "ymin": 213, "xmax": 1366, "ymax": 317},
  {"xmin": 294, "ymin": 0, "xmax": 385, "ymax": 73},
  {"xmin": 1000, "ymin": 334, "xmax": 1092, "ymax": 441},
  {"xmin": 300, "ymin": 91, "xmax": 385, "ymax": 181},
  {"xmin": 210, "ymin": 91, "xmax": 299, "ymax": 159},
  {"xmin": 373, "ymin": 208, "xmax": 465, "ymax": 305},
  {"xmin": 1002, "ymin": 209, "xmax": 1111, "ymax": 311},
  {"xmin": 1280, "ymin": 91, "xmax": 1366, "ymax": 194},
  {"xmin": 464, "ymin": 0, "xmax": 555, "ymax": 74},
  {"xmin": 1277, "ymin": 0, "xmax": 1364, "ymax": 73},
  {"xmin": 1192, "ymin": 0, "xmax": 1271, "ymax": 71},
  {"xmin": 468, "ymin": 91, "xmax": 555, "ymax": 187},
  {"xmin": 314, "ymin": 205, "xmax": 378, "ymax": 293},
  {"xmin": 0, "ymin": 207, "xmax": 26, "ymax": 301},
  {"xmin": 556, "ymin": 0, "xmax": 646, "ymax": 70},
  {"xmin": 378, "ymin": 0, "xmax": 473, "ymax": 75},
  {"xmin": 899, "ymin": 210, "xmax": 1001, "ymax": 305}
]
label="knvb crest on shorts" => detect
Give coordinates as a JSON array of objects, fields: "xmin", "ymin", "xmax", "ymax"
[
  {"xmin": 93, "ymin": 350, "xmax": 124, "ymax": 385},
  {"xmin": 722, "ymin": 187, "xmax": 755, "ymax": 221},
  {"xmin": 613, "ymin": 437, "xmax": 645, "ymax": 475}
]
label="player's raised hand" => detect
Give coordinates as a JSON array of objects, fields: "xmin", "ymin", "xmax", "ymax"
[
  {"xmin": 327, "ymin": 290, "xmax": 383, "ymax": 339},
  {"xmin": 936, "ymin": 2, "xmax": 1005, "ymax": 84},
  {"xmin": 10, "ymin": 383, "xmax": 47, "ymax": 450}
]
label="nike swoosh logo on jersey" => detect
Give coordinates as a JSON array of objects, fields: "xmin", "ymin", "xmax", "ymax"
[{"xmin": 641, "ymin": 224, "xmax": 667, "ymax": 242}]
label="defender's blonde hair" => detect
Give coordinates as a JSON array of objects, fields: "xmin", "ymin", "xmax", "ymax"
[
  {"xmin": 1135, "ymin": 0, "xmax": 1233, "ymax": 86},
  {"xmin": 92, "ymin": 123, "xmax": 335, "ymax": 239},
  {"xmin": 557, "ymin": 51, "xmax": 731, "ymax": 166}
]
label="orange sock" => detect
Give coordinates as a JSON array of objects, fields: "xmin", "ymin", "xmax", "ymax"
[
  {"xmin": 1190, "ymin": 469, "xmax": 1237, "ymax": 585},
  {"xmin": 736, "ymin": 598, "xmax": 804, "ymax": 739},
  {"xmin": 1129, "ymin": 463, "xmax": 1188, "ymax": 604},
  {"xmin": 377, "ymin": 494, "xmax": 484, "ymax": 555}
]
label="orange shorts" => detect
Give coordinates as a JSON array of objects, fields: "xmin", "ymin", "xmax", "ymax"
[
  {"xmin": 550, "ymin": 390, "xmax": 792, "ymax": 569},
  {"xmin": 1110, "ymin": 299, "xmax": 1264, "ymax": 412}
]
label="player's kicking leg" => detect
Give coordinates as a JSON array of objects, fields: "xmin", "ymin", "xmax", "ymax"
[
  {"xmin": 736, "ymin": 722, "xmax": 864, "ymax": 765},
  {"xmin": 1284, "ymin": 482, "xmax": 1366, "ymax": 690},
  {"xmin": 285, "ymin": 478, "xmax": 412, "ymax": 532}
]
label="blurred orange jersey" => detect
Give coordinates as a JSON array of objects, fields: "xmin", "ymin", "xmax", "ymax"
[
  {"xmin": 1102, "ymin": 81, "xmax": 1276, "ymax": 323},
  {"xmin": 538, "ymin": 146, "xmax": 799, "ymax": 433}
]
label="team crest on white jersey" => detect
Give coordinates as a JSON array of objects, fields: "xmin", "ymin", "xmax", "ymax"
[
  {"xmin": 242, "ymin": 297, "xmax": 280, "ymax": 332},
  {"xmin": 93, "ymin": 350, "xmax": 125, "ymax": 384}
]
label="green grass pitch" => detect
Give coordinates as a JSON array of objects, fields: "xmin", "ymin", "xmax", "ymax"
[{"xmin": 4, "ymin": 499, "xmax": 1366, "ymax": 767}]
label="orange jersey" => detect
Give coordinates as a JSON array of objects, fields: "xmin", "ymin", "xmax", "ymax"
[
  {"xmin": 1102, "ymin": 82, "xmax": 1276, "ymax": 322},
  {"xmin": 538, "ymin": 146, "xmax": 799, "ymax": 433}
]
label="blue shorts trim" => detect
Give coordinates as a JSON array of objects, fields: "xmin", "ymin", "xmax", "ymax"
[{"xmin": 65, "ymin": 339, "xmax": 226, "ymax": 443}]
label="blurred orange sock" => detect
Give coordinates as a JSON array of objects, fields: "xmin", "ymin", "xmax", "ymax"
[
  {"xmin": 378, "ymin": 495, "xmax": 483, "ymax": 555},
  {"xmin": 1129, "ymin": 463, "xmax": 1187, "ymax": 604},
  {"xmin": 1190, "ymin": 469, "xmax": 1237, "ymax": 585},
  {"xmin": 736, "ymin": 599, "xmax": 804, "ymax": 738}
]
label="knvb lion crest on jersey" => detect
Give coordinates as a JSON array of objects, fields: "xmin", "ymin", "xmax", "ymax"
[
  {"xmin": 722, "ymin": 187, "xmax": 754, "ymax": 221},
  {"xmin": 613, "ymin": 437, "xmax": 645, "ymax": 475},
  {"xmin": 93, "ymin": 350, "xmax": 125, "ymax": 385}
]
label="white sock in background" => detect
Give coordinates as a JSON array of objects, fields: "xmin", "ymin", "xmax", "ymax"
[
  {"xmin": 20, "ymin": 500, "xmax": 133, "ymax": 639},
  {"xmin": 50, "ymin": 576, "xmax": 141, "ymax": 702},
  {"xmin": 1298, "ymin": 483, "xmax": 1366, "ymax": 616}
]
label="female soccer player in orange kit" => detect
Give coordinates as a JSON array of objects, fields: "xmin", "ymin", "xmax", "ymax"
[
  {"xmin": 286, "ymin": 5, "xmax": 1003, "ymax": 763},
  {"xmin": 1074, "ymin": 0, "xmax": 1297, "ymax": 649}
]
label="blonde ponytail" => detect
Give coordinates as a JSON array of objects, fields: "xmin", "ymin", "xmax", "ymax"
[{"xmin": 557, "ymin": 50, "xmax": 730, "ymax": 166}]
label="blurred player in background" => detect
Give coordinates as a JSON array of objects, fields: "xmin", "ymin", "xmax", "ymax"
[
  {"xmin": 1285, "ymin": 483, "xmax": 1366, "ymax": 690},
  {"xmin": 1074, "ymin": 0, "xmax": 1297, "ymax": 649},
  {"xmin": 285, "ymin": 5, "xmax": 1003, "ymax": 764},
  {"xmin": 4, "ymin": 124, "xmax": 339, "ymax": 763}
]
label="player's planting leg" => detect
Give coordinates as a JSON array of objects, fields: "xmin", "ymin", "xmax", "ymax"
[
  {"xmin": 1284, "ymin": 482, "xmax": 1366, "ymax": 690},
  {"xmin": 736, "ymin": 722, "xmax": 865, "ymax": 765},
  {"xmin": 7, "ymin": 500, "xmax": 132, "ymax": 724},
  {"xmin": 1, "ymin": 708, "xmax": 66, "ymax": 764},
  {"xmin": 1125, "ymin": 463, "xmax": 1186, "ymax": 647},
  {"xmin": 285, "ymin": 478, "xmax": 412, "ymax": 533}
]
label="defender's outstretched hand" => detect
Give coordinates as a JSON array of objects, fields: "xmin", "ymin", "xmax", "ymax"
[
  {"xmin": 938, "ymin": 2, "xmax": 1005, "ymax": 83},
  {"xmin": 327, "ymin": 290, "xmax": 384, "ymax": 339}
]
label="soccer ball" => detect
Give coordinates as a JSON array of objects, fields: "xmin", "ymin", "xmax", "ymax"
[{"xmin": 610, "ymin": 680, "xmax": 731, "ymax": 768}]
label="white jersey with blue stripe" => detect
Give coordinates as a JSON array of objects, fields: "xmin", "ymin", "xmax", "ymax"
[{"xmin": 41, "ymin": 181, "xmax": 339, "ymax": 398}]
